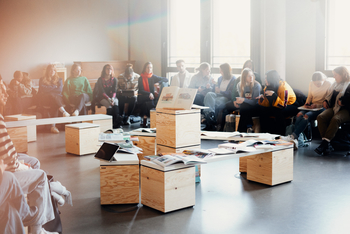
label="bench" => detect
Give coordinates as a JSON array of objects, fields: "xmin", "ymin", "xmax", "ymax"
[{"xmin": 5, "ymin": 114, "xmax": 112, "ymax": 152}]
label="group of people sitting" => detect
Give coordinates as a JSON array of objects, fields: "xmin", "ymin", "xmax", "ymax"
[{"xmin": 171, "ymin": 59, "xmax": 350, "ymax": 155}]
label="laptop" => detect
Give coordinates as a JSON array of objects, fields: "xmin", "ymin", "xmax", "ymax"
[{"xmin": 94, "ymin": 142, "xmax": 120, "ymax": 162}]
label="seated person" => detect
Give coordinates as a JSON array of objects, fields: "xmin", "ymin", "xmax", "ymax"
[
  {"xmin": 93, "ymin": 64, "xmax": 120, "ymax": 128},
  {"xmin": 62, "ymin": 64, "xmax": 92, "ymax": 116},
  {"xmin": 315, "ymin": 66, "xmax": 350, "ymax": 155},
  {"xmin": 280, "ymin": 72, "xmax": 332, "ymax": 148},
  {"xmin": 117, "ymin": 64, "xmax": 139, "ymax": 125},
  {"xmin": 189, "ymin": 62, "xmax": 215, "ymax": 106},
  {"xmin": 138, "ymin": 62, "xmax": 168, "ymax": 127},
  {"xmin": 7, "ymin": 71, "xmax": 34, "ymax": 114},
  {"xmin": 258, "ymin": 70, "xmax": 297, "ymax": 135},
  {"xmin": 232, "ymin": 68, "xmax": 261, "ymax": 132},
  {"xmin": 37, "ymin": 64, "xmax": 68, "ymax": 134},
  {"xmin": 170, "ymin": 60, "xmax": 192, "ymax": 88},
  {"xmin": 242, "ymin": 59, "xmax": 262, "ymax": 85},
  {"xmin": 0, "ymin": 79, "xmax": 57, "ymax": 234},
  {"xmin": 202, "ymin": 63, "xmax": 236, "ymax": 128}
]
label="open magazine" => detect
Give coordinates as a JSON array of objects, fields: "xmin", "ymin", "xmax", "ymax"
[
  {"xmin": 150, "ymin": 154, "xmax": 207, "ymax": 167},
  {"xmin": 156, "ymin": 86, "xmax": 197, "ymax": 110}
]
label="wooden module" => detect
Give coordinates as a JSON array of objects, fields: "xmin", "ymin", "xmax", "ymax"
[
  {"xmin": 83, "ymin": 118, "xmax": 112, "ymax": 133},
  {"xmin": 156, "ymin": 109, "xmax": 200, "ymax": 148},
  {"xmin": 7, "ymin": 127, "xmax": 27, "ymax": 153},
  {"xmin": 65, "ymin": 123, "xmax": 100, "ymax": 155},
  {"xmin": 141, "ymin": 164, "xmax": 195, "ymax": 213},
  {"xmin": 150, "ymin": 109, "xmax": 156, "ymax": 128},
  {"xmin": 133, "ymin": 136, "xmax": 156, "ymax": 161},
  {"xmin": 100, "ymin": 165, "xmax": 139, "ymax": 204},
  {"xmin": 5, "ymin": 114, "xmax": 36, "ymax": 142},
  {"xmin": 239, "ymin": 148, "xmax": 293, "ymax": 186},
  {"xmin": 156, "ymin": 144, "xmax": 201, "ymax": 155}
]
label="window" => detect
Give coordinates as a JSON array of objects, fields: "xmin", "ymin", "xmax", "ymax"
[
  {"xmin": 325, "ymin": 0, "xmax": 350, "ymax": 70},
  {"xmin": 164, "ymin": 0, "xmax": 252, "ymax": 78}
]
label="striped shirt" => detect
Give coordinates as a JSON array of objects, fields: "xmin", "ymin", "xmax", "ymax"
[{"xmin": 0, "ymin": 115, "xmax": 19, "ymax": 172}]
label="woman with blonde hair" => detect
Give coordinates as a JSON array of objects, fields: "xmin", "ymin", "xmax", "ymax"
[
  {"xmin": 315, "ymin": 66, "xmax": 350, "ymax": 155},
  {"xmin": 62, "ymin": 63, "xmax": 92, "ymax": 116},
  {"xmin": 37, "ymin": 64, "xmax": 68, "ymax": 133}
]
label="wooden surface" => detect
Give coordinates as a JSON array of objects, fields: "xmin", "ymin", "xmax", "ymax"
[
  {"xmin": 141, "ymin": 165, "xmax": 195, "ymax": 213},
  {"xmin": 100, "ymin": 165, "xmax": 139, "ymax": 204},
  {"xmin": 5, "ymin": 114, "xmax": 112, "ymax": 128},
  {"xmin": 239, "ymin": 157, "xmax": 247, "ymax": 173},
  {"xmin": 247, "ymin": 148, "xmax": 293, "ymax": 186},
  {"xmin": 7, "ymin": 127, "xmax": 27, "ymax": 153},
  {"xmin": 133, "ymin": 136, "xmax": 156, "ymax": 161},
  {"xmin": 5, "ymin": 114, "xmax": 37, "ymax": 142},
  {"xmin": 150, "ymin": 109, "xmax": 156, "ymax": 128},
  {"xmin": 156, "ymin": 109, "xmax": 200, "ymax": 148},
  {"xmin": 83, "ymin": 119, "xmax": 112, "ymax": 133},
  {"xmin": 65, "ymin": 124, "xmax": 100, "ymax": 155}
]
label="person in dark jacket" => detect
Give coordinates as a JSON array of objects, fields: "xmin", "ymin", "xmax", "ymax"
[
  {"xmin": 137, "ymin": 62, "xmax": 168, "ymax": 127},
  {"xmin": 93, "ymin": 64, "xmax": 121, "ymax": 128}
]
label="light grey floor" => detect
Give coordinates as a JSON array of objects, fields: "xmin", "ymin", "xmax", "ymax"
[{"xmin": 30, "ymin": 124, "xmax": 350, "ymax": 234}]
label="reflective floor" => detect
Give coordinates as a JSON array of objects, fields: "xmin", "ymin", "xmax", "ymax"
[{"xmin": 30, "ymin": 124, "xmax": 350, "ymax": 234}]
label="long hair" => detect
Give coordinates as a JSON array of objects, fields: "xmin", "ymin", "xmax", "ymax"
[
  {"xmin": 124, "ymin": 64, "xmax": 134, "ymax": 78},
  {"xmin": 142, "ymin": 62, "xmax": 152, "ymax": 74},
  {"xmin": 240, "ymin": 68, "xmax": 255, "ymax": 97},
  {"xmin": 43, "ymin": 64, "xmax": 59, "ymax": 85},
  {"xmin": 265, "ymin": 70, "xmax": 281, "ymax": 92},
  {"xmin": 101, "ymin": 64, "xmax": 114, "ymax": 78},
  {"xmin": 333, "ymin": 66, "xmax": 350, "ymax": 82},
  {"xmin": 243, "ymin": 59, "xmax": 254, "ymax": 71},
  {"xmin": 220, "ymin": 63, "xmax": 232, "ymax": 80}
]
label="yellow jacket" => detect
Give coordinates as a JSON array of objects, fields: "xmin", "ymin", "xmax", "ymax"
[{"xmin": 259, "ymin": 80, "xmax": 296, "ymax": 108}]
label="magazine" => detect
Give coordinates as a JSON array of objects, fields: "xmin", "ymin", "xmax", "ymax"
[
  {"xmin": 156, "ymin": 86, "xmax": 197, "ymax": 110},
  {"xmin": 208, "ymin": 147, "xmax": 257, "ymax": 154},
  {"xmin": 151, "ymin": 154, "xmax": 207, "ymax": 167},
  {"xmin": 181, "ymin": 149, "xmax": 214, "ymax": 159},
  {"xmin": 98, "ymin": 133, "xmax": 131, "ymax": 142}
]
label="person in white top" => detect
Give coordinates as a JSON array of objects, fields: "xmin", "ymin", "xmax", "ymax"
[
  {"xmin": 281, "ymin": 71, "xmax": 332, "ymax": 148},
  {"xmin": 170, "ymin": 60, "xmax": 192, "ymax": 88}
]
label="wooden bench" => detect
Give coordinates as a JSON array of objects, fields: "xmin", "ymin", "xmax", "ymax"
[{"xmin": 5, "ymin": 114, "xmax": 112, "ymax": 153}]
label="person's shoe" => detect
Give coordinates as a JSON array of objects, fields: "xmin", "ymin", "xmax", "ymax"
[
  {"xmin": 63, "ymin": 111, "xmax": 70, "ymax": 117},
  {"xmin": 280, "ymin": 135, "xmax": 298, "ymax": 150},
  {"xmin": 315, "ymin": 140, "xmax": 331, "ymax": 155},
  {"xmin": 50, "ymin": 126, "xmax": 59, "ymax": 134},
  {"xmin": 124, "ymin": 116, "xmax": 131, "ymax": 125},
  {"xmin": 72, "ymin": 110, "xmax": 79, "ymax": 116}
]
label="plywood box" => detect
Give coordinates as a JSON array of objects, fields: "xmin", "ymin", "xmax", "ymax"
[
  {"xmin": 156, "ymin": 144, "xmax": 201, "ymax": 155},
  {"xmin": 133, "ymin": 136, "xmax": 156, "ymax": 161},
  {"xmin": 7, "ymin": 127, "xmax": 27, "ymax": 153},
  {"xmin": 5, "ymin": 114, "xmax": 36, "ymax": 142},
  {"xmin": 83, "ymin": 115, "xmax": 112, "ymax": 133},
  {"xmin": 65, "ymin": 123, "xmax": 100, "ymax": 155},
  {"xmin": 244, "ymin": 148, "xmax": 293, "ymax": 186},
  {"xmin": 150, "ymin": 109, "xmax": 156, "ymax": 128},
  {"xmin": 156, "ymin": 109, "xmax": 200, "ymax": 148},
  {"xmin": 141, "ymin": 163, "xmax": 195, "ymax": 213},
  {"xmin": 100, "ymin": 165, "xmax": 139, "ymax": 204}
]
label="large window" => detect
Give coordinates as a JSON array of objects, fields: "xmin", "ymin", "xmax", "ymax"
[
  {"xmin": 165, "ymin": 0, "xmax": 252, "ymax": 78},
  {"xmin": 326, "ymin": 0, "xmax": 350, "ymax": 70}
]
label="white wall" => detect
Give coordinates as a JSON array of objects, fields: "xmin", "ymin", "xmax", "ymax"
[{"xmin": 0, "ymin": 0, "xmax": 129, "ymax": 83}]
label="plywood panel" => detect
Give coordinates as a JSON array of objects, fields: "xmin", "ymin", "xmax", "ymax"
[
  {"xmin": 133, "ymin": 136, "xmax": 156, "ymax": 161},
  {"xmin": 83, "ymin": 118, "xmax": 112, "ymax": 133},
  {"xmin": 100, "ymin": 165, "xmax": 139, "ymax": 204},
  {"xmin": 65, "ymin": 125, "xmax": 100, "ymax": 155},
  {"xmin": 150, "ymin": 109, "xmax": 156, "ymax": 128},
  {"xmin": 7, "ymin": 127, "xmax": 27, "ymax": 153},
  {"xmin": 5, "ymin": 114, "xmax": 36, "ymax": 142},
  {"xmin": 156, "ymin": 144, "xmax": 201, "ymax": 155}
]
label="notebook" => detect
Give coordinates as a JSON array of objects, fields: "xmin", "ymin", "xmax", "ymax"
[{"xmin": 94, "ymin": 142, "xmax": 120, "ymax": 162}]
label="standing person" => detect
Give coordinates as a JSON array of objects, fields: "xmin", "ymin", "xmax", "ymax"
[
  {"xmin": 315, "ymin": 66, "xmax": 350, "ymax": 155},
  {"xmin": 280, "ymin": 72, "xmax": 332, "ymax": 148},
  {"xmin": 37, "ymin": 64, "xmax": 69, "ymax": 133},
  {"xmin": 137, "ymin": 62, "xmax": 168, "ymax": 127},
  {"xmin": 117, "ymin": 64, "xmax": 139, "ymax": 125},
  {"xmin": 189, "ymin": 62, "xmax": 215, "ymax": 106},
  {"xmin": 202, "ymin": 63, "xmax": 236, "ymax": 129},
  {"xmin": 62, "ymin": 64, "xmax": 92, "ymax": 116},
  {"xmin": 0, "ymin": 79, "xmax": 57, "ymax": 234},
  {"xmin": 7, "ymin": 71, "xmax": 33, "ymax": 114},
  {"xmin": 234, "ymin": 68, "xmax": 261, "ymax": 132},
  {"xmin": 170, "ymin": 60, "xmax": 192, "ymax": 88},
  {"xmin": 258, "ymin": 70, "xmax": 297, "ymax": 135},
  {"xmin": 93, "ymin": 64, "xmax": 120, "ymax": 128}
]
